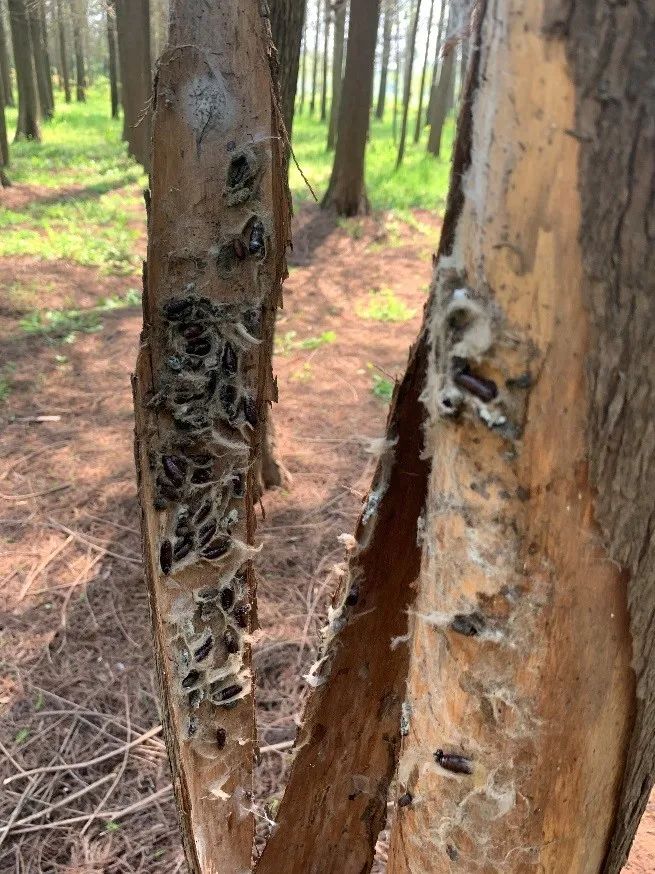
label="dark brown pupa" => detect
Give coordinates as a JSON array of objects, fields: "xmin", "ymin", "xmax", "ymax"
[
  {"xmin": 160, "ymin": 539, "xmax": 173, "ymax": 575},
  {"xmin": 434, "ymin": 749, "xmax": 473, "ymax": 775}
]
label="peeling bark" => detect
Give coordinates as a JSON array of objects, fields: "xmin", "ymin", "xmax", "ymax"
[{"xmin": 132, "ymin": 3, "xmax": 289, "ymax": 872}]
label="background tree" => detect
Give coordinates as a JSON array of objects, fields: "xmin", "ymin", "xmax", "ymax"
[
  {"xmin": 413, "ymin": 0, "xmax": 435, "ymax": 142},
  {"xmin": 0, "ymin": 0, "xmax": 15, "ymax": 107},
  {"xmin": 132, "ymin": 0, "xmax": 289, "ymax": 870},
  {"xmin": 322, "ymin": 0, "xmax": 380, "ymax": 215},
  {"xmin": 319, "ymin": 0, "xmax": 329, "ymax": 121},
  {"xmin": 27, "ymin": 0, "xmax": 52, "ymax": 117},
  {"xmin": 269, "ymin": 0, "xmax": 306, "ymax": 140},
  {"xmin": 326, "ymin": 0, "xmax": 346, "ymax": 151},
  {"xmin": 114, "ymin": 0, "xmax": 150, "ymax": 171},
  {"xmin": 298, "ymin": 15, "xmax": 307, "ymax": 114},
  {"xmin": 37, "ymin": 0, "xmax": 53, "ymax": 110},
  {"xmin": 395, "ymin": 0, "xmax": 421, "ymax": 167},
  {"xmin": 426, "ymin": 0, "xmax": 453, "ymax": 156},
  {"xmin": 425, "ymin": 0, "xmax": 446, "ymax": 127},
  {"xmin": 105, "ymin": 0, "xmax": 118, "ymax": 119},
  {"xmin": 309, "ymin": 0, "xmax": 320, "ymax": 114},
  {"xmin": 392, "ymin": 0, "xmax": 402, "ymax": 141},
  {"xmin": 69, "ymin": 0, "xmax": 85, "ymax": 101},
  {"xmin": 55, "ymin": 0, "xmax": 70, "ymax": 103},
  {"xmin": 8, "ymin": 0, "xmax": 40, "ymax": 140},
  {"xmin": 0, "ymin": 65, "xmax": 10, "ymax": 184},
  {"xmin": 375, "ymin": 0, "xmax": 392, "ymax": 119}
]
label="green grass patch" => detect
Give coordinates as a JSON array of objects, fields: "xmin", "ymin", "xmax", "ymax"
[
  {"xmin": 18, "ymin": 289, "xmax": 141, "ymax": 343},
  {"xmin": 356, "ymin": 288, "xmax": 416, "ymax": 323},
  {"xmin": 371, "ymin": 372, "xmax": 395, "ymax": 402},
  {"xmin": 275, "ymin": 329, "xmax": 336, "ymax": 355}
]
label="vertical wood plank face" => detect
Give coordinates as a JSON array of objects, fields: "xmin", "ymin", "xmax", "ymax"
[{"xmin": 388, "ymin": 3, "xmax": 634, "ymax": 871}]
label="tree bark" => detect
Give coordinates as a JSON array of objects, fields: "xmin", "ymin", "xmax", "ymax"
[
  {"xmin": 426, "ymin": 4, "xmax": 453, "ymax": 157},
  {"xmin": 320, "ymin": 0, "xmax": 329, "ymax": 121},
  {"xmin": 392, "ymin": 0, "xmax": 400, "ymax": 141},
  {"xmin": 425, "ymin": 0, "xmax": 446, "ymax": 126},
  {"xmin": 321, "ymin": 0, "xmax": 380, "ymax": 215},
  {"xmin": 8, "ymin": 0, "xmax": 40, "ymax": 140},
  {"xmin": 269, "ymin": 0, "xmax": 306, "ymax": 140},
  {"xmin": 0, "ymin": 70, "xmax": 10, "ymax": 178},
  {"xmin": 309, "ymin": 0, "xmax": 320, "ymax": 114},
  {"xmin": 55, "ymin": 0, "xmax": 70, "ymax": 103},
  {"xmin": 395, "ymin": 0, "xmax": 421, "ymax": 168},
  {"xmin": 69, "ymin": 0, "xmax": 85, "ymax": 102},
  {"xmin": 114, "ymin": 0, "xmax": 151, "ymax": 171},
  {"xmin": 375, "ymin": 0, "xmax": 392, "ymax": 120},
  {"xmin": 132, "ymin": 2, "xmax": 290, "ymax": 872},
  {"xmin": 298, "ymin": 14, "xmax": 306, "ymax": 114},
  {"xmin": 106, "ymin": 0, "xmax": 119, "ymax": 119},
  {"xmin": 27, "ymin": 0, "xmax": 52, "ymax": 117},
  {"xmin": 413, "ymin": 0, "xmax": 434, "ymax": 142},
  {"xmin": 0, "ymin": 1, "xmax": 14, "ymax": 107},
  {"xmin": 326, "ymin": 0, "xmax": 345, "ymax": 151},
  {"xmin": 38, "ymin": 0, "xmax": 53, "ymax": 110}
]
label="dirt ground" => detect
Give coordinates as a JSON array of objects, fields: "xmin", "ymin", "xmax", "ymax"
[{"xmin": 0, "ymin": 197, "xmax": 652, "ymax": 872}]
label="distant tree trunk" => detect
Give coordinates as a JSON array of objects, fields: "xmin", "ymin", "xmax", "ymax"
[
  {"xmin": 8, "ymin": 0, "xmax": 40, "ymax": 140},
  {"xmin": 395, "ymin": 0, "xmax": 421, "ymax": 168},
  {"xmin": 309, "ymin": 0, "xmax": 320, "ymax": 114},
  {"xmin": 392, "ymin": 0, "xmax": 400, "ymax": 141},
  {"xmin": 0, "ymin": 76, "xmax": 10, "ymax": 183},
  {"xmin": 27, "ymin": 0, "xmax": 52, "ymax": 117},
  {"xmin": 69, "ymin": 0, "xmax": 85, "ymax": 101},
  {"xmin": 0, "ymin": 1, "xmax": 14, "ymax": 107},
  {"xmin": 425, "ymin": 0, "xmax": 446, "ymax": 126},
  {"xmin": 270, "ymin": 0, "xmax": 306, "ymax": 140},
  {"xmin": 114, "ymin": 0, "xmax": 151, "ymax": 171},
  {"xmin": 320, "ymin": 0, "xmax": 329, "ymax": 122},
  {"xmin": 106, "ymin": 0, "xmax": 119, "ymax": 119},
  {"xmin": 413, "ymin": 0, "xmax": 434, "ymax": 142},
  {"xmin": 326, "ymin": 0, "xmax": 345, "ymax": 151},
  {"xmin": 298, "ymin": 15, "xmax": 306, "ymax": 114},
  {"xmin": 38, "ymin": 0, "xmax": 53, "ymax": 109},
  {"xmin": 322, "ymin": 0, "xmax": 380, "ymax": 215},
  {"xmin": 375, "ymin": 0, "xmax": 392, "ymax": 120},
  {"xmin": 55, "ymin": 0, "xmax": 69, "ymax": 102},
  {"xmin": 426, "ymin": 3, "xmax": 453, "ymax": 156}
]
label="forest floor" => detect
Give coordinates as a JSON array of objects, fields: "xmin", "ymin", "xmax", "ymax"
[{"xmin": 0, "ymin": 91, "xmax": 653, "ymax": 873}]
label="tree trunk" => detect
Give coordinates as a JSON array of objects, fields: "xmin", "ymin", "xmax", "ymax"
[
  {"xmin": 321, "ymin": 0, "xmax": 380, "ymax": 215},
  {"xmin": 326, "ymin": 0, "xmax": 345, "ymax": 151},
  {"xmin": 320, "ymin": 0, "xmax": 329, "ymax": 122},
  {"xmin": 114, "ymin": 0, "xmax": 151, "ymax": 171},
  {"xmin": 69, "ymin": 0, "xmax": 85, "ymax": 102},
  {"xmin": 413, "ymin": 0, "xmax": 434, "ymax": 142},
  {"xmin": 392, "ymin": 0, "xmax": 400, "ymax": 141},
  {"xmin": 0, "ymin": 1, "xmax": 14, "ymax": 107},
  {"xmin": 27, "ymin": 0, "xmax": 52, "ymax": 117},
  {"xmin": 426, "ymin": 4, "xmax": 453, "ymax": 157},
  {"xmin": 298, "ymin": 14, "xmax": 307, "ymax": 114},
  {"xmin": 425, "ymin": 0, "xmax": 446, "ymax": 126},
  {"xmin": 38, "ymin": 0, "xmax": 53, "ymax": 110},
  {"xmin": 8, "ymin": 0, "xmax": 40, "ymax": 140},
  {"xmin": 375, "ymin": 0, "xmax": 392, "ymax": 120},
  {"xmin": 269, "ymin": 0, "xmax": 306, "ymax": 140},
  {"xmin": 0, "ymin": 71, "xmax": 10, "ymax": 179},
  {"xmin": 55, "ymin": 0, "xmax": 70, "ymax": 102},
  {"xmin": 395, "ymin": 0, "xmax": 421, "ymax": 168},
  {"xmin": 106, "ymin": 0, "xmax": 118, "ymax": 119},
  {"xmin": 309, "ymin": 0, "xmax": 320, "ymax": 114},
  {"xmin": 132, "ymin": 1, "xmax": 290, "ymax": 872}
]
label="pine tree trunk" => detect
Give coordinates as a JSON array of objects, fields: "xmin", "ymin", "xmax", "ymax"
[
  {"xmin": 56, "ymin": 0, "xmax": 70, "ymax": 102},
  {"xmin": 375, "ymin": 0, "xmax": 392, "ymax": 120},
  {"xmin": 38, "ymin": 0, "xmax": 53, "ymax": 110},
  {"xmin": 413, "ymin": 0, "xmax": 434, "ymax": 142},
  {"xmin": 395, "ymin": 0, "xmax": 421, "ymax": 168},
  {"xmin": 322, "ymin": 0, "xmax": 380, "ymax": 216},
  {"xmin": 0, "ymin": 2, "xmax": 14, "ymax": 107},
  {"xmin": 269, "ymin": 0, "xmax": 306, "ymax": 140},
  {"xmin": 8, "ymin": 0, "xmax": 40, "ymax": 140},
  {"xmin": 326, "ymin": 0, "xmax": 345, "ymax": 151},
  {"xmin": 132, "ymin": 1, "xmax": 290, "ymax": 871},
  {"xmin": 392, "ymin": 0, "xmax": 400, "ymax": 141},
  {"xmin": 309, "ymin": 0, "xmax": 320, "ymax": 114},
  {"xmin": 425, "ymin": 0, "xmax": 446, "ymax": 126},
  {"xmin": 69, "ymin": 0, "xmax": 85, "ymax": 102},
  {"xmin": 106, "ymin": 0, "xmax": 118, "ymax": 119},
  {"xmin": 0, "ymin": 74, "xmax": 10, "ymax": 175},
  {"xmin": 114, "ymin": 0, "xmax": 151, "ymax": 171},
  {"xmin": 426, "ymin": 5, "xmax": 453, "ymax": 157},
  {"xmin": 320, "ymin": 0, "xmax": 329, "ymax": 122},
  {"xmin": 27, "ymin": 0, "xmax": 51, "ymax": 117},
  {"xmin": 298, "ymin": 15, "xmax": 306, "ymax": 114}
]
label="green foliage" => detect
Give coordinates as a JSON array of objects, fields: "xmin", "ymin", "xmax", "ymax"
[
  {"xmin": 371, "ymin": 372, "xmax": 395, "ymax": 402},
  {"xmin": 289, "ymin": 111, "xmax": 455, "ymax": 210},
  {"xmin": 356, "ymin": 288, "xmax": 416, "ymax": 323},
  {"xmin": 3, "ymin": 81, "xmax": 144, "ymax": 274},
  {"xmin": 19, "ymin": 290, "xmax": 141, "ymax": 343},
  {"xmin": 0, "ymin": 371, "xmax": 12, "ymax": 405},
  {"xmin": 275, "ymin": 329, "xmax": 336, "ymax": 355},
  {"xmin": 336, "ymin": 217, "xmax": 364, "ymax": 239}
]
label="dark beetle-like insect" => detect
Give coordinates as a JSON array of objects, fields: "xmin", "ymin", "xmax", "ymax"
[
  {"xmin": 451, "ymin": 611, "xmax": 486, "ymax": 637},
  {"xmin": 232, "ymin": 471, "xmax": 245, "ymax": 498},
  {"xmin": 194, "ymin": 636, "xmax": 213, "ymax": 662},
  {"xmin": 164, "ymin": 297, "xmax": 193, "ymax": 321},
  {"xmin": 397, "ymin": 792, "xmax": 413, "ymax": 808},
  {"xmin": 242, "ymin": 396, "xmax": 258, "ymax": 428},
  {"xmin": 173, "ymin": 535, "xmax": 194, "ymax": 562},
  {"xmin": 216, "ymin": 727, "xmax": 227, "ymax": 749},
  {"xmin": 452, "ymin": 359, "xmax": 498, "ymax": 403},
  {"xmin": 194, "ymin": 501, "xmax": 213, "ymax": 525},
  {"xmin": 181, "ymin": 669, "xmax": 201, "ymax": 689},
  {"xmin": 221, "ymin": 342, "xmax": 238, "ymax": 376},
  {"xmin": 233, "ymin": 602, "xmax": 250, "ymax": 629},
  {"xmin": 198, "ymin": 520, "xmax": 218, "ymax": 546},
  {"xmin": 434, "ymin": 749, "xmax": 473, "ymax": 775},
  {"xmin": 156, "ymin": 477, "xmax": 179, "ymax": 502},
  {"xmin": 224, "ymin": 627, "xmax": 239, "ymax": 654},
  {"xmin": 216, "ymin": 683, "xmax": 242, "ymax": 702},
  {"xmin": 202, "ymin": 536, "xmax": 232, "ymax": 560},
  {"xmin": 220, "ymin": 586, "xmax": 235, "ymax": 611},
  {"xmin": 162, "ymin": 455, "xmax": 186, "ymax": 487},
  {"xmin": 186, "ymin": 336, "xmax": 212, "ymax": 357},
  {"xmin": 160, "ymin": 540, "xmax": 173, "ymax": 575},
  {"xmin": 248, "ymin": 220, "xmax": 266, "ymax": 257}
]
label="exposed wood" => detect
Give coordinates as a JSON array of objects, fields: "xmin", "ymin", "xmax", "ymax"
[
  {"xmin": 385, "ymin": 0, "xmax": 650, "ymax": 870},
  {"xmin": 395, "ymin": 0, "xmax": 421, "ymax": 168},
  {"xmin": 322, "ymin": 0, "xmax": 380, "ymax": 215},
  {"xmin": 114, "ymin": 0, "xmax": 150, "ymax": 171},
  {"xmin": 326, "ymin": 0, "xmax": 346, "ymax": 151},
  {"xmin": 8, "ymin": 0, "xmax": 40, "ymax": 141},
  {"xmin": 132, "ymin": 2, "xmax": 289, "ymax": 872}
]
